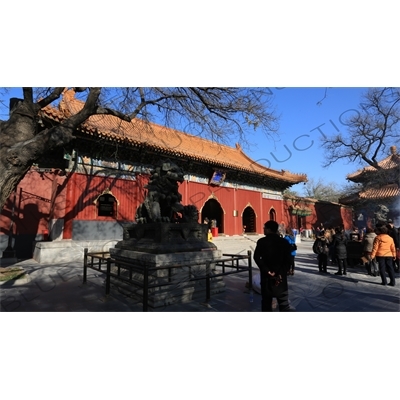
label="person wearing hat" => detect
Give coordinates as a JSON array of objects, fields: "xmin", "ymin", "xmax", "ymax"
[{"xmin": 312, "ymin": 231, "xmax": 330, "ymax": 273}]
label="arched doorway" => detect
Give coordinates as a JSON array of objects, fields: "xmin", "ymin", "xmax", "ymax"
[
  {"xmin": 242, "ymin": 206, "xmax": 256, "ymax": 233},
  {"xmin": 201, "ymin": 199, "xmax": 224, "ymax": 234},
  {"xmin": 269, "ymin": 208, "xmax": 276, "ymax": 221}
]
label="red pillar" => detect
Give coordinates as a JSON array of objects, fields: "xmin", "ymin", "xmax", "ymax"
[{"xmin": 62, "ymin": 173, "xmax": 75, "ymax": 239}]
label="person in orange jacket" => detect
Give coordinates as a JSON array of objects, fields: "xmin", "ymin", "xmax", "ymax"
[{"xmin": 371, "ymin": 225, "xmax": 396, "ymax": 287}]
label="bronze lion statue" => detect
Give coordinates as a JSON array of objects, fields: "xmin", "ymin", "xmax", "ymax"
[{"xmin": 135, "ymin": 159, "xmax": 199, "ymax": 224}]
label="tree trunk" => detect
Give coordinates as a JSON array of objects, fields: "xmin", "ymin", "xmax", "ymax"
[{"xmin": 0, "ymin": 99, "xmax": 75, "ymax": 210}]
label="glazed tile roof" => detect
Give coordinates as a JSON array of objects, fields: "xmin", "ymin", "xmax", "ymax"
[
  {"xmin": 41, "ymin": 90, "xmax": 307, "ymax": 185},
  {"xmin": 339, "ymin": 183, "xmax": 400, "ymax": 204},
  {"xmin": 341, "ymin": 146, "xmax": 400, "ymax": 204},
  {"xmin": 347, "ymin": 150, "xmax": 400, "ymax": 181},
  {"xmin": 359, "ymin": 183, "xmax": 400, "ymax": 200}
]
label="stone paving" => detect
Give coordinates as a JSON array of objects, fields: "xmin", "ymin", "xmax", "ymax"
[{"xmin": 1, "ymin": 235, "xmax": 399, "ymax": 312}]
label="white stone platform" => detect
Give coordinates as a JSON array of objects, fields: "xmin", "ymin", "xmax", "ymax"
[{"xmin": 33, "ymin": 239, "xmax": 119, "ymax": 264}]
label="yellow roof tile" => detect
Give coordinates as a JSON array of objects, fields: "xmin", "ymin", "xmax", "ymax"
[
  {"xmin": 340, "ymin": 183, "xmax": 400, "ymax": 204},
  {"xmin": 41, "ymin": 90, "xmax": 307, "ymax": 184},
  {"xmin": 359, "ymin": 184, "xmax": 400, "ymax": 200},
  {"xmin": 347, "ymin": 151, "xmax": 400, "ymax": 180}
]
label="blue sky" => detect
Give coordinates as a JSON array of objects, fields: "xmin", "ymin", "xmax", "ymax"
[{"xmin": 240, "ymin": 87, "xmax": 370, "ymax": 192}]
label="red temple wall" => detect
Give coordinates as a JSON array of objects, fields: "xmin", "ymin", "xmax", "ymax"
[{"xmin": 1, "ymin": 170, "xmax": 354, "ymax": 258}]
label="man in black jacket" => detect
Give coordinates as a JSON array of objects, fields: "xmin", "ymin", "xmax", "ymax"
[
  {"xmin": 312, "ymin": 232, "xmax": 330, "ymax": 273},
  {"xmin": 386, "ymin": 220, "xmax": 399, "ymax": 271},
  {"xmin": 254, "ymin": 220, "xmax": 293, "ymax": 312}
]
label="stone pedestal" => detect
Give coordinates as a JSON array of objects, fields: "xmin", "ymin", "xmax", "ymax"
[
  {"xmin": 109, "ymin": 222, "xmax": 225, "ymax": 308},
  {"xmin": 109, "ymin": 247, "xmax": 225, "ymax": 309}
]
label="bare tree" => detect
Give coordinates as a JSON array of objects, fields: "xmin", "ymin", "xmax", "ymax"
[
  {"xmin": 0, "ymin": 87, "xmax": 279, "ymax": 210},
  {"xmin": 283, "ymin": 188, "xmax": 300, "ymax": 197},
  {"xmin": 321, "ymin": 88, "xmax": 400, "ymax": 224},
  {"xmin": 301, "ymin": 177, "xmax": 343, "ymax": 202},
  {"xmin": 321, "ymin": 87, "xmax": 400, "ymax": 174}
]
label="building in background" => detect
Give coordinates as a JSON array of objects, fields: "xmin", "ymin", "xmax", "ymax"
[
  {"xmin": 340, "ymin": 145, "xmax": 400, "ymax": 228},
  {"xmin": 0, "ymin": 90, "xmax": 353, "ymax": 261}
]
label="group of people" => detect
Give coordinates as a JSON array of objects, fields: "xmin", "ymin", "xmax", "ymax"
[
  {"xmin": 253, "ymin": 219, "xmax": 399, "ymax": 312},
  {"xmin": 312, "ymin": 221, "xmax": 399, "ymax": 285},
  {"xmin": 312, "ymin": 226, "xmax": 350, "ymax": 275}
]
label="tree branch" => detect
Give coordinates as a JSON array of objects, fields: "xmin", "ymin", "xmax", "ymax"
[
  {"xmin": 23, "ymin": 88, "xmax": 33, "ymax": 103},
  {"xmin": 93, "ymin": 106, "xmax": 132, "ymax": 122},
  {"xmin": 321, "ymin": 87, "xmax": 400, "ymax": 170},
  {"xmin": 62, "ymin": 87, "xmax": 102, "ymax": 129},
  {"xmin": 37, "ymin": 87, "xmax": 66, "ymax": 108},
  {"xmin": 127, "ymin": 90, "xmax": 188, "ymax": 120}
]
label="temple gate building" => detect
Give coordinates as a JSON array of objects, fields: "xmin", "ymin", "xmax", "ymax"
[
  {"xmin": 340, "ymin": 145, "xmax": 400, "ymax": 228},
  {"xmin": 0, "ymin": 90, "xmax": 353, "ymax": 261}
]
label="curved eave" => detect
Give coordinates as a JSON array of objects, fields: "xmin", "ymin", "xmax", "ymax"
[
  {"xmin": 41, "ymin": 103, "xmax": 307, "ymax": 186},
  {"xmin": 72, "ymin": 125, "xmax": 306, "ymax": 186},
  {"xmin": 347, "ymin": 154, "xmax": 400, "ymax": 181}
]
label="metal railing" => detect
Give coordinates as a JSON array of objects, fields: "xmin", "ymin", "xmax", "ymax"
[{"xmin": 83, "ymin": 248, "xmax": 253, "ymax": 311}]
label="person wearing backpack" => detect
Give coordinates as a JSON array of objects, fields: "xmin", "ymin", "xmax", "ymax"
[
  {"xmin": 284, "ymin": 227, "xmax": 297, "ymax": 275},
  {"xmin": 312, "ymin": 232, "xmax": 330, "ymax": 273}
]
